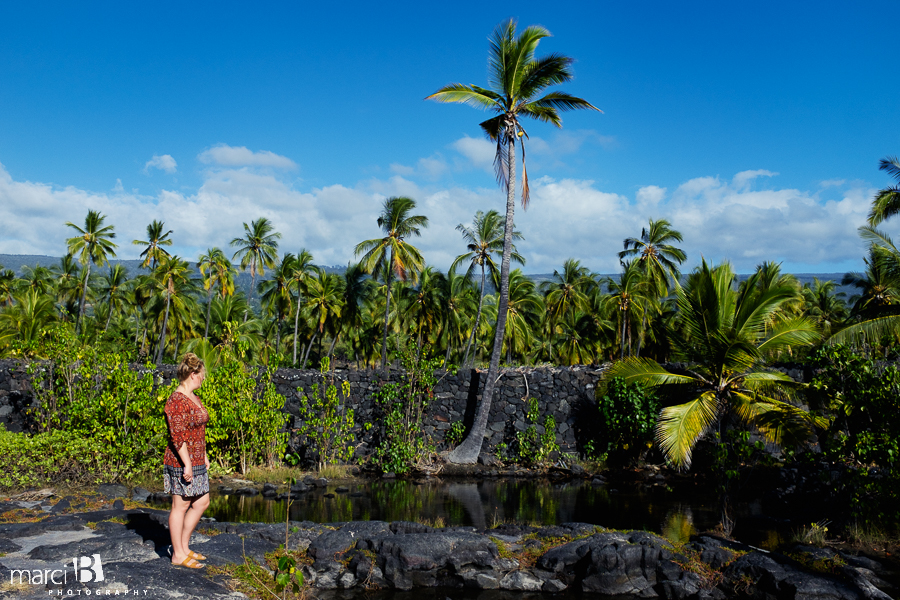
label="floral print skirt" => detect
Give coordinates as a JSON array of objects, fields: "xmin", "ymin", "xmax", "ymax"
[{"xmin": 163, "ymin": 464, "xmax": 209, "ymax": 497}]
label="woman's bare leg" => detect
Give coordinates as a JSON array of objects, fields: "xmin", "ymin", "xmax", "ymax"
[
  {"xmin": 181, "ymin": 493, "xmax": 210, "ymax": 556},
  {"xmin": 169, "ymin": 495, "xmax": 192, "ymax": 564}
]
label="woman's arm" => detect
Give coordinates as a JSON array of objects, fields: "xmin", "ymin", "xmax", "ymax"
[{"xmin": 176, "ymin": 442, "xmax": 193, "ymax": 480}]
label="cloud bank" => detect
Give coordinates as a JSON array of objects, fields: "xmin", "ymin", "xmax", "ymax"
[{"xmin": 0, "ymin": 148, "xmax": 875, "ymax": 275}]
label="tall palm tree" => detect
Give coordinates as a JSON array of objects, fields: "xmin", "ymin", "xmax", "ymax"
[
  {"xmin": 867, "ymin": 156, "xmax": 900, "ymax": 226},
  {"xmin": 98, "ymin": 264, "xmax": 130, "ymax": 332},
  {"xmin": 132, "ymin": 220, "xmax": 173, "ymax": 269},
  {"xmin": 55, "ymin": 255, "xmax": 82, "ymax": 319},
  {"xmin": 354, "ymin": 196, "xmax": 428, "ymax": 369},
  {"xmin": 288, "ymin": 249, "xmax": 316, "ymax": 367},
  {"xmin": 151, "ymin": 255, "xmax": 199, "ymax": 364},
  {"xmin": 258, "ymin": 254, "xmax": 296, "ymax": 354},
  {"xmin": 301, "ymin": 268, "xmax": 344, "ymax": 365},
  {"xmin": 441, "ymin": 267, "xmax": 479, "ymax": 364},
  {"xmin": 619, "ymin": 218, "xmax": 686, "ymax": 297},
  {"xmin": 542, "ymin": 259, "xmax": 595, "ymax": 327},
  {"xmin": 340, "ymin": 261, "xmax": 376, "ymax": 366},
  {"xmin": 452, "ymin": 209, "xmax": 524, "ymax": 368},
  {"xmin": 65, "ymin": 210, "xmax": 118, "ymax": 334},
  {"xmin": 400, "ymin": 266, "xmax": 447, "ymax": 353},
  {"xmin": 604, "ymin": 261, "xmax": 652, "ymax": 359},
  {"xmin": 197, "ymin": 247, "xmax": 235, "ymax": 339},
  {"xmin": 602, "ymin": 260, "xmax": 822, "ymax": 470},
  {"xmin": 230, "ymin": 217, "xmax": 282, "ymax": 318},
  {"xmin": 428, "ymin": 19, "xmax": 600, "ymax": 463}
]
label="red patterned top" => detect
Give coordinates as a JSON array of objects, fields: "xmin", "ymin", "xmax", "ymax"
[{"xmin": 163, "ymin": 391, "xmax": 209, "ymax": 468}]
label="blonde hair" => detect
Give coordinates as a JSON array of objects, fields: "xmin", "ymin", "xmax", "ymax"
[{"xmin": 176, "ymin": 353, "xmax": 205, "ymax": 382}]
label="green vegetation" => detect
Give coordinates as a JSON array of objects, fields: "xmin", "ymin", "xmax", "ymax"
[
  {"xmin": 596, "ymin": 377, "xmax": 659, "ymax": 464},
  {"xmin": 295, "ymin": 357, "xmax": 356, "ymax": 470}
]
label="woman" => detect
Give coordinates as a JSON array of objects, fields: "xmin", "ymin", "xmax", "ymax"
[{"xmin": 164, "ymin": 353, "xmax": 211, "ymax": 568}]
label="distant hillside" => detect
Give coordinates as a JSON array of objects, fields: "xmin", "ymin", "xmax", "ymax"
[{"xmin": 1, "ymin": 255, "xmax": 858, "ymax": 299}]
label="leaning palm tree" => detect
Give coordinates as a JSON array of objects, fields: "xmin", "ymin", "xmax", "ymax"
[
  {"xmin": 230, "ymin": 217, "xmax": 282, "ymax": 318},
  {"xmin": 428, "ymin": 19, "xmax": 600, "ymax": 463},
  {"xmin": 452, "ymin": 209, "xmax": 524, "ymax": 368},
  {"xmin": 66, "ymin": 210, "xmax": 118, "ymax": 334},
  {"xmin": 354, "ymin": 196, "xmax": 428, "ymax": 369},
  {"xmin": 867, "ymin": 156, "xmax": 900, "ymax": 226},
  {"xmin": 133, "ymin": 220, "xmax": 173, "ymax": 269}
]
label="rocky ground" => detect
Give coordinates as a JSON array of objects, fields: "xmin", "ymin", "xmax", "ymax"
[{"xmin": 0, "ymin": 483, "xmax": 896, "ymax": 600}]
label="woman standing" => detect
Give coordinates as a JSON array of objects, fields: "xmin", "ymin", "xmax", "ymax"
[{"xmin": 164, "ymin": 353, "xmax": 211, "ymax": 568}]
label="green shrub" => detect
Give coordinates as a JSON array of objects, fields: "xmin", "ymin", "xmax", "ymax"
[
  {"xmin": 596, "ymin": 377, "xmax": 659, "ymax": 464},
  {"xmin": 372, "ymin": 340, "xmax": 444, "ymax": 474},
  {"xmin": 201, "ymin": 353, "xmax": 289, "ymax": 474},
  {"xmin": 296, "ymin": 357, "xmax": 356, "ymax": 470},
  {"xmin": 508, "ymin": 397, "xmax": 559, "ymax": 467},
  {"xmin": 0, "ymin": 426, "xmax": 117, "ymax": 489}
]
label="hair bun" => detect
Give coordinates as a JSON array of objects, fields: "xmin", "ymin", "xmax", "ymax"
[{"xmin": 177, "ymin": 352, "xmax": 205, "ymax": 382}]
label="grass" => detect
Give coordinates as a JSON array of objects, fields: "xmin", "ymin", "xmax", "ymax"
[
  {"xmin": 318, "ymin": 464, "xmax": 354, "ymax": 480},
  {"xmin": 238, "ymin": 465, "xmax": 308, "ymax": 485},
  {"xmin": 792, "ymin": 520, "xmax": 831, "ymax": 547}
]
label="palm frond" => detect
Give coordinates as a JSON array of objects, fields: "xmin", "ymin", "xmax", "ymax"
[
  {"xmin": 757, "ymin": 317, "xmax": 822, "ymax": 354},
  {"xmin": 528, "ymin": 91, "xmax": 602, "ymax": 113},
  {"xmin": 601, "ymin": 356, "xmax": 696, "ymax": 392},
  {"xmin": 656, "ymin": 391, "xmax": 719, "ymax": 469},
  {"xmin": 425, "ymin": 84, "xmax": 500, "ymax": 110}
]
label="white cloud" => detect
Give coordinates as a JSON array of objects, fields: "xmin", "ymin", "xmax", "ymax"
[
  {"xmin": 198, "ymin": 144, "xmax": 297, "ymax": 170},
  {"xmin": 0, "ymin": 159, "xmax": 878, "ymax": 275},
  {"xmin": 143, "ymin": 154, "xmax": 177, "ymax": 174},
  {"xmin": 451, "ymin": 136, "xmax": 495, "ymax": 172},
  {"xmin": 732, "ymin": 169, "xmax": 777, "ymax": 189},
  {"xmin": 389, "ymin": 156, "xmax": 448, "ymax": 180}
]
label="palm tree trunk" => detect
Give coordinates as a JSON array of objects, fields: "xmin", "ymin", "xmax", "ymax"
[
  {"xmin": 204, "ymin": 291, "xmax": 212, "ymax": 339},
  {"xmin": 275, "ymin": 315, "xmax": 281, "ymax": 354},
  {"xmin": 76, "ymin": 262, "xmax": 91, "ymax": 335},
  {"xmin": 293, "ymin": 290, "xmax": 303, "ymax": 366},
  {"xmin": 462, "ymin": 266, "xmax": 487, "ymax": 368},
  {"xmin": 104, "ymin": 301, "xmax": 113, "ymax": 332},
  {"xmin": 449, "ymin": 134, "xmax": 516, "ymax": 464},
  {"xmin": 328, "ymin": 333, "xmax": 339, "ymax": 359},
  {"xmin": 381, "ymin": 255, "xmax": 393, "ymax": 371},
  {"xmin": 303, "ymin": 333, "xmax": 317, "ymax": 368},
  {"xmin": 157, "ymin": 294, "xmax": 171, "ymax": 365}
]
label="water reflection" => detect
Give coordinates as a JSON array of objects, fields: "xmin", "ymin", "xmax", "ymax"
[{"xmin": 178, "ymin": 478, "xmax": 737, "ymax": 540}]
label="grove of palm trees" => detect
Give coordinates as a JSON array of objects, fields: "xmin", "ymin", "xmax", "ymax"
[{"xmin": 1, "ymin": 19, "xmax": 899, "ymax": 550}]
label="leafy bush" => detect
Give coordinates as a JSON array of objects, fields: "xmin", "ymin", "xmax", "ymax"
[
  {"xmin": 372, "ymin": 341, "xmax": 444, "ymax": 474},
  {"xmin": 296, "ymin": 357, "xmax": 356, "ymax": 470},
  {"xmin": 595, "ymin": 377, "xmax": 659, "ymax": 464},
  {"xmin": 508, "ymin": 397, "xmax": 558, "ymax": 467},
  {"xmin": 806, "ymin": 345, "xmax": 900, "ymax": 527},
  {"xmin": 0, "ymin": 426, "xmax": 117, "ymax": 489},
  {"xmin": 201, "ymin": 352, "xmax": 290, "ymax": 474}
]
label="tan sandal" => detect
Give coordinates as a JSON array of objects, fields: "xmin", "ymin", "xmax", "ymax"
[
  {"xmin": 177, "ymin": 556, "xmax": 204, "ymax": 569},
  {"xmin": 189, "ymin": 550, "xmax": 207, "ymax": 561}
]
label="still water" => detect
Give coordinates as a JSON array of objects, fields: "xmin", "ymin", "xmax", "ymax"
[{"xmin": 170, "ymin": 478, "xmax": 787, "ymax": 549}]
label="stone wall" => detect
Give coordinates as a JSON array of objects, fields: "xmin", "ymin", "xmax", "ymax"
[{"xmin": 0, "ymin": 359, "xmax": 607, "ymax": 458}]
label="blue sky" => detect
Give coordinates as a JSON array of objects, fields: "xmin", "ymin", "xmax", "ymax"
[{"xmin": 1, "ymin": 1, "xmax": 898, "ymax": 274}]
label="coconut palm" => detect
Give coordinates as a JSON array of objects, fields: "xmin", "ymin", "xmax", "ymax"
[
  {"xmin": 197, "ymin": 247, "xmax": 235, "ymax": 339},
  {"xmin": 54, "ymin": 255, "xmax": 82, "ymax": 319},
  {"xmin": 0, "ymin": 268, "xmax": 16, "ymax": 307},
  {"xmin": 20, "ymin": 265, "xmax": 57, "ymax": 296},
  {"xmin": 151, "ymin": 255, "xmax": 199, "ymax": 364},
  {"xmin": 542, "ymin": 259, "xmax": 595, "ymax": 327},
  {"xmin": 452, "ymin": 210, "xmax": 524, "ymax": 368},
  {"xmin": 0, "ymin": 289, "xmax": 58, "ymax": 348},
  {"xmin": 354, "ymin": 196, "xmax": 428, "ymax": 369},
  {"xmin": 619, "ymin": 218, "xmax": 686, "ymax": 297},
  {"xmin": 340, "ymin": 261, "xmax": 376, "ymax": 365},
  {"xmin": 258, "ymin": 254, "xmax": 295, "ymax": 354},
  {"xmin": 301, "ymin": 268, "xmax": 344, "ymax": 365},
  {"xmin": 604, "ymin": 261, "xmax": 652, "ymax": 359},
  {"xmin": 441, "ymin": 267, "xmax": 479, "ymax": 364},
  {"xmin": 867, "ymin": 156, "xmax": 900, "ymax": 226},
  {"xmin": 132, "ymin": 220, "xmax": 173, "ymax": 269},
  {"xmin": 801, "ymin": 278, "xmax": 847, "ymax": 337},
  {"xmin": 230, "ymin": 217, "xmax": 282, "ymax": 317},
  {"xmin": 399, "ymin": 266, "xmax": 447, "ymax": 353},
  {"xmin": 97, "ymin": 264, "xmax": 130, "ymax": 332},
  {"xmin": 65, "ymin": 210, "xmax": 118, "ymax": 334},
  {"xmin": 428, "ymin": 19, "xmax": 600, "ymax": 463},
  {"xmin": 287, "ymin": 249, "xmax": 316, "ymax": 366},
  {"xmin": 602, "ymin": 260, "xmax": 823, "ymax": 471}
]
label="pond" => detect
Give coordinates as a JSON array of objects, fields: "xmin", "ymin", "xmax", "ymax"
[{"xmin": 156, "ymin": 477, "xmax": 790, "ymax": 550}]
